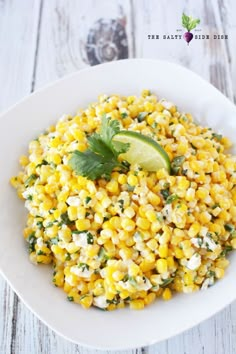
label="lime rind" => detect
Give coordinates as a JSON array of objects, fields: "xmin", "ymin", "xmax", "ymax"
[{"xmin": 113, "ymin": 130, "xmax": 170, "ymax": 173}]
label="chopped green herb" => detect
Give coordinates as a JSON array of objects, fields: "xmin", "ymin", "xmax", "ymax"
[
  {"xmin": 196, "ymin": 237, "xmax": 203, "ymax": 247},
  {"xmin": 24, "ymin": 174, "xmax": 37, "ymax": 187},
  {"xmin": 156, "ymin": 212, "xmax": 163, "ymax": 223},
  {"xmin": 121, "ymin": 160, "xmax": 130, "ymax": 169},
  {"xmin": 207, "ymin": 270, "xmax": 216, "ymax": 278},
  {"xmin": 160, "ymin": 278, "xmax": 174, "ymax": 287},
  {"xmin": 98, "ymin": 247, "xmax": 109, "ymax": 262},
  {"xmin": 180, "ymin": 115, "xmax": 188, "ymax": 122},
  {"xmin": 225, "ymin": 224, "xmax": 235, "ymax": 233},
  {"xmin": 50, "ymin": 237, "xmax": 59, "ymax": 245},
  {"xmin": 171, "ymin": 155, "xmax": 185, "ymax": 175},
  {"xmin": 123, "ymin": 296, "xmax": 131, "ymax": 302},
  {"xmin": 87, "ymin": 232, "xmax": 94, "ymax": 245},
  {"xmin": 212, "ymin": 133, "xmax": 223, "ymax": 141},
  {"xmin": 65, "ymin": 253, "xmax": 71, "ymax": 261},
  {"xmin": 118, "ymin": 199, "xmax": 124, "ymax": 212},
  {"xmin": 37, "ymin": 250, "xmax": 46, "ymax": 256},
  {"xmin": 137, "ymin": 112, "xmax": 148, "ymax": 122},
  {"xmin": 50, "ymin": 162, "xmax": 57, "ymax": 169},
  {"xmin": 151, "ymin": 122, "xmax": 158, "ymax": 129},
  {"xmin": 123, "ymin": 274, "xmax": 129, "ymax": 282},
  {"xmin": 127, "ymin": 184, "xmax": 135, "ymax": 192},
  {"xmin": 190, "ymin": 142, "xmax": 197, "ymax": 150},
  {"xmin": 106, "ymin": 297, "xmax": 120, "ymax": 305},
  {"xmin": 85, "ymin": 196, "xmax": 92, "ymax": 204},
  {"xmin": 60, "ymin": 211, "xmax": 74, "ymax": 225},
  {"xmin": 121, "ymin": 112, "xmax": 128, "ymax": 119},
  {"xmin": 45, "ymin": 222, "xmax": 54, "ymax": 228},
  {"xmin": 36, "ymin": 221, "xmax": 43, "ymax": 230},
  {"xmin": 26, "ymin": 195, "xmax": 33, "ymax": 201},
  {"xmin": 80, "ymin": 294, "xmax": 89, "ymax": 300},
  {"xmin": 166, "ymin": 194, "xmax": 179, "ymax": 204},
  {"xmin": 231, "ymin": 231, "xmax": 236, "ymax": 238},
  {"xmin": 67, "ymin": 296, "xmax": 74, "ymax": 302},
  {"xmin": 212, "ymin": 204, "xmax": 220, "ymax": 209},
  {"xmin": 27, "ymin": 232, "xmax": 36, "ymax": 253},
  {"xmin": 220, "ymin": 245, "xmax": 233, "ymax": 257},
  {"xmin": 160, "ymin": 188, "xmax": 170, "ymax": 200},
  {"xmin": 128, "ymin": 276, "xmax": 137, "ymax": 287},
  {"xmin": 36, "ymin": 160, "xmax": 49, "ymax": 168},
  {"xmin": 48, "ymin": 207, "xmax": 56, "ymax": 215},
  {"xmin": 78, "ymin": 263, "xmax": 89, "ymax": 271}
]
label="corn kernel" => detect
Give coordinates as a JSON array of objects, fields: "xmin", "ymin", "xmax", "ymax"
[
  {"xmin": 121, "ymin": 218, "xmax": 136, "ymax": 231},
  {"xmin": 136, "ymin": 217, "xmax": 150, "ymax": 230},
  {"xmin": 75, "ymin": 219, "xmax": 91, "ymax": 231},
  {"xmin": 127, "ymin": 175, "xmax": 138, "ymax": 186},
  {"xmin": 156, "ymin": 259, "xmax": 168, "ymax": 274},
  {"xmin": 130, "ymin": 299, "xmax": 145, "ymax": 310},
  {"xmin": 162, "ymin": 288, "xmax": 172, "ymax": 301}
]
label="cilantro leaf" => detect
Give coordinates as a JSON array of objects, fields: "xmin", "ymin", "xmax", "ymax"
[
  {"xmin": 100, "ymin": 114, "xmax": 120, "ymax": 147},
  {"xmin": 69, "ymin": 116, "xmax": 130, "ymax": 180},
  {"xmin": 87, "ymin": 133, "xmax": 114, "ymax": 158},
  {"xmin": 69, "ymin": 150, "xmax": 118, "ymax": 180}
]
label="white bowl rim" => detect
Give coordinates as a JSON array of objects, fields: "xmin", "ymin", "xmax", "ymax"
[{"xmin": 1, "ymin": 58, "xmax": 236, "ymax": 350}]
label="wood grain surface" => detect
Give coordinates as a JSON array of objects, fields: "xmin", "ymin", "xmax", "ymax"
[{"xmin": 0, "ymin": 0, "xmax": 236, "ymax": 353}]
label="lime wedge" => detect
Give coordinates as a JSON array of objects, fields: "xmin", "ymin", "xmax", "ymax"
[{"xmin": 113, "ymin": 131, "xmax": 170, "ymax": 173}]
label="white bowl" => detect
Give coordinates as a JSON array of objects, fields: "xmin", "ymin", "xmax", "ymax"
[{"xmin": 1, "ymin": 59, "xmax": 236, "ymax": 350}]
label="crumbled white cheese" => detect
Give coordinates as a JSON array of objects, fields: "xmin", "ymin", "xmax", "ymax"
[
  {"xmin": 201, "ymin": 278, "xmax": 210, "ymax": 290},
  {"xmin": 65, "ymin": 275, "xmax": 75, "ymax": 286},
  {"xmin": 187, "ymin": 253, "xmax": 201, "ymax": 270},
  {"xmin": 22, "ymin": 187, "xmax": 34, "ymax": 200},
  {"xmin": 59, "ymin": 114, "xmax": 70, "ymax": 122},
  {"xmin": 200, "ymin": 227, "xmax": 208, "ymax": 237},
  {"xmin": 191, "ymin": 237, "xmax": 202, "ymax": 248},
  {"xmin": 93, "ymin": 295, "xmax": 108, "ymax": 309},
  {"xmin": 161, "ymin": 100, "xmax": 174, "ymax": 110},
  {"xmin": 133, "ymin": 232, "xmax": 143, "ymax": 242},
  {"xmin": 162, "ymin": 204, "xmax": 172, "ymax": 223},
  {"xmin": 73, "ymin": 232, "xmax": 88, "ymax": 248},
  {"xmin": 132, "ymin": 195, "xmax": 139, "ymax": 201},
  {"xmin": 162, "ymin": 109, "xmax": 171, "ymax": 117},
  {"xmin": 136, "ymin": 276, "xmax": 152, "ymax": 291},
  {"xmin": 66, "ymin": 196, "xmax": 81, "ymax": 206},
  {"xmin": 37, "ymin": 237, "xmax": 44, "ymax": 247},
  {"xmin": 203, "ymin": 235, "xmax": 218, "ymax": 251},
  {"xmin": 71, "ymin": 265, "xmax": 91, "ymax": 278}
]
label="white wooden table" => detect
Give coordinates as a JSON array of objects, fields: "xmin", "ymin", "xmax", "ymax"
[{"xmin": 1, "ymin": 1, "xmax": 236, "ymax": 353}]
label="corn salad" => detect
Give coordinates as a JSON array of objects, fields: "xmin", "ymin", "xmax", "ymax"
[{"xmin": 11, "ymin": 90, "xmax": 236, "ymax": 310}]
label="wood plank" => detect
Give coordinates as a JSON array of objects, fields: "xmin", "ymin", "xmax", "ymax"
[
  {"xmin": 0, "ymin": 1, "xmax": 42, "ymax": 353},
  {"xmin": 35, "ymin": 0, "xmax": 134, "ymax": 89},
  {"xmin": 217, "ymin": 0, "xmax": 236, "ymax": 102}
]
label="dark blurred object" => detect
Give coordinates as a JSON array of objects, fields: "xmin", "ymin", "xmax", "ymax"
[{"xmin": 82, "ymin": 18, "xmax": 128, "ymax": 66}]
